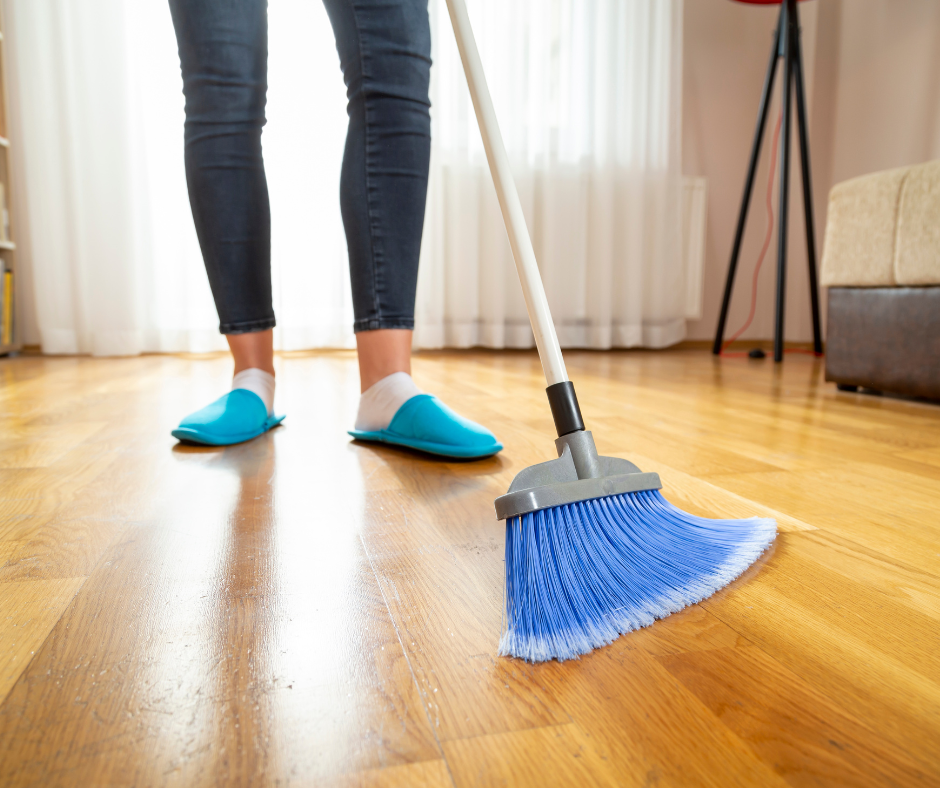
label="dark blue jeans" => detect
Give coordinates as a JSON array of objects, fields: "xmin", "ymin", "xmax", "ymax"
[{"xmin": 169, "ymin": 0, "xmax": 431, "ymax": 334}]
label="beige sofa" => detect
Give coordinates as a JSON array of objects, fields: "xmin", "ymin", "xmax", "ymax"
[{"xmin": 820, "ymin": 160, "xmax": 940, "ymax": 398}]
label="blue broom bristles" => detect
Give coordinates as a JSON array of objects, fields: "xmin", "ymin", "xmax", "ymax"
[{"xmin": 499, "ymin": 489, "xmax": 776, "ymax": 662}]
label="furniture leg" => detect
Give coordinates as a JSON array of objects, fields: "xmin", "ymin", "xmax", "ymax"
[
  {"xmin": 791, "ymin": 0, "xmax": 823, "ymax": 354},
  {"xmin": 773, "ymin": 0, "xmax": 795, "ymax": 362},
  {"xmin": 712, "ymin": 4, "xmax": 785, "ymax": 355}
]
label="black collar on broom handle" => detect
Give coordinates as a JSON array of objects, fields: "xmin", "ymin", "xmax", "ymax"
[{"xmin": 444, "ymin": 0, "xmax": 662, "ymax": 519}]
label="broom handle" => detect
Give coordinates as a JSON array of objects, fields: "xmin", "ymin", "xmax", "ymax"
[{"xmin": 444, "ymin": 0, "xmax": 568, "ymax": 387}]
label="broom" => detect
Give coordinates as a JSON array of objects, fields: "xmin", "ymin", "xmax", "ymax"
[{"xmin": 445, "ymin": 0, "xmax": 777, "ymax": 662}]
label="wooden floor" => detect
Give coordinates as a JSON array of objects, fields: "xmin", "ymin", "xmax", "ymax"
[{"xmin": 0, "ymin": 349, "xmax": 939, "ymax": 787}]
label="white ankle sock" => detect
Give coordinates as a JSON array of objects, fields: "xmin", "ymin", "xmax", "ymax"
[
  {"xmin": 355, "ymin": 372, "xmax": 421, "ymax": 431},
  {"xmin": 232, "ymin": 368, "xmax": 275, "ymax": 416}
]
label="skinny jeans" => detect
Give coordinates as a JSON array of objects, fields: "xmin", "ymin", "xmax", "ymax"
[{"xmin": 168, "ymin": 0, "xmax": 431, "ymax": 334}]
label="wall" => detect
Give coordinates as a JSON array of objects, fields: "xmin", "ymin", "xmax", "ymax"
[{"xmin": 683, "ymin": 0, "xmax": 940, "ymax": 344}]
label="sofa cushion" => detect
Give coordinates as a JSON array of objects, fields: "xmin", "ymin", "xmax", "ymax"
[
  {"xmin": 895, "ymin": 159, "xmax": 940, "ymax": 285},
  {"xmin": 820, "ymin": 166, "xmax": 908, "ymax": 287}
]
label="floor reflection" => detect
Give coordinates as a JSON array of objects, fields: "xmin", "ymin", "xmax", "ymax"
[
  {"xmin": 203, "ymin": 437, "xmax": 284, "ymax": 782},
  {"xmin": 166, "ymin": 436, "xmax": 285, "ymax": 781},
  {"xmin": 167, "ymin": 371, "xmax": 434, "ymax": 778}
]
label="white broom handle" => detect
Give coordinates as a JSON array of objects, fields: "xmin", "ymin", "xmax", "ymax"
[{"xmin": 444, "ymin": 0, "xmax": 568, "ymax": 387}]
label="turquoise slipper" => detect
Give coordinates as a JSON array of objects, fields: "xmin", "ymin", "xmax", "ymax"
[
  {"xmin": 349, "ymin": 393, "xmax": 502, "ymax": 459},
  {"xmin": 172, "ymin": 389, "xmax": 285, "ymax": 446}
]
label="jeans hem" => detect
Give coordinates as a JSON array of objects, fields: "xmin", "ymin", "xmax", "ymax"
[
  {"xmin": 353, "ymin": 318, "xmax": 415, "ymax": 333},
  {"xmin": 220, "ymin": 317, "xmax": 277, "ymax": 335}
]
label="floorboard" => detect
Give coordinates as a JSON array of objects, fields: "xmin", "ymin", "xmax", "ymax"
[{"xmin": 0, "ymin": 349, "xmax": 938, "ymax": 786}]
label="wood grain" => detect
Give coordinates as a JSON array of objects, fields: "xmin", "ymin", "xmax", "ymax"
[
  {"xmin": 557, "ymin": 646, "xmax": 791, "ymax": 788},
  {"xmin": 442, "ymin": 723, "xmax": 619, "ymax": 788},
  {"xmin": 657, "ymin": 644, "xmax": 930, "ymax": 787},
  {"xmin": 329, "ymin": 759, "xmax": 452, "ymax": 788},
  {"xmin": 0, "ymin": 349, "xmax": 938, "ymax": 786},
  {"xmin": 0, "ymin": 578, "xmax": 85, "ymax": 705}
]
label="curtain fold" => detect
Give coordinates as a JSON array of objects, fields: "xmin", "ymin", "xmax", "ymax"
[
  {"xmin": 416, "ymin": 0, "xmax": 685, "ymax": 350},
  {"xmin": 6, "ymin": 0, "xmax": 683, "ymax": 356}
]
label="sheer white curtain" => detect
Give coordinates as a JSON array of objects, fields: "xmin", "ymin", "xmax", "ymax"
[
  {"xmin": 418, "ymin": 0, "xmax": 685, "ymax": 349},
  {"xmin": 6, "ymin": 0, "xmax": 353, "ymax": 355},
  {"xmin": 6, "ymin": 0, "xmax": 683, "ymax": 355}
]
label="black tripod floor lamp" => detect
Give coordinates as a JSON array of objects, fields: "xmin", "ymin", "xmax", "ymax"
[{"xmin": 712, "ymin": 0, "xmax": 823, "ymax": 362}]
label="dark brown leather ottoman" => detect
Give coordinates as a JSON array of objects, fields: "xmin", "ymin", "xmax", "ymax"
[
  {"xmin": 826, "ymin": 287, "xmax": 940, "ymax": 399},
  {"xmin": 820, "ymin": 161, "xmax": 940, "ymax": 400}
]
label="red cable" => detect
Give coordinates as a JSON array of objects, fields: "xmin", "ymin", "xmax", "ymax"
[
  {"xmin": 720, "ymin": 109, "xmax": 783, "ymax": 358},
  {"xmin": 719, "ymin": 110, "xmax": 824, "ymax": 360}
]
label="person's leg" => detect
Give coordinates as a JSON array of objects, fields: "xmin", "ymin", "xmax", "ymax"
[
  {"xmin": 324, "ymin": 0, "xmax": 501, "ymax": 458},
  {"xmin": 322, "ymin": 0, "xmax": 430, "ymax": 388},
  {"xmin": 229, "ymin": 329, "xmax": 275, "ymax": 377},
  {"xmin": 356, "ymin": 329, "xmax": 411, "ymax": 392},
  {"xmin": 170, "ymin": 0, "xmax": 274, "ymax": 343},
  {"xmin": 169, "ymin": 0, "xmax": 281, "ymax": 444}
]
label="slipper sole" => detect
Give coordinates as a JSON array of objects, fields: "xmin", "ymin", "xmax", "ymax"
[
  {"xmin": 173, "ymin": 415, "xmax": 285, "ymax": 447},
  {"xmin": 348, "ymin": 429, "xmax": 502, "ymax": 459}
]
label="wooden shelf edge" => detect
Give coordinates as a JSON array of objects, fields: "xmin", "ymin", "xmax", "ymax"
[
  {"xmin": 0, "ymin": 136, "xmax": 9, "ymax": 148},
  {"xmin": 0, "ymin": 240, "xmax": 14, "ymax": 250}
]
